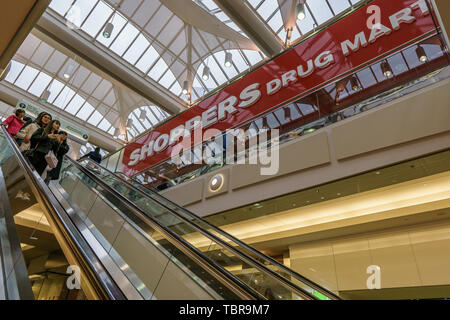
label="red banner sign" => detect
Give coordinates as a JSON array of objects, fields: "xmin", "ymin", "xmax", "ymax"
[{"xmin": 122, "ymin": 0, "xmax": 436, "ymax": 176}]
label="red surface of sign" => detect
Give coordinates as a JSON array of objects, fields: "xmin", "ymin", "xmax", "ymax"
[{"xmin": 122, "ymin": 0, "xmax": 437, "ymax": 176}]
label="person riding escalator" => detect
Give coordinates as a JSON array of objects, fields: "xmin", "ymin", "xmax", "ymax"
[{"xmin": 28, "ymin": 120, "xmax": 61, "ymax": 176}]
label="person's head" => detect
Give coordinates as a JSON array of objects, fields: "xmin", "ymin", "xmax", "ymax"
[
  {"xmin": 36, "ymin": 112, "xmax": 52, "ymax": 127},
  {"xmin": 95, "ymin": 147, "xmax": 100, "ymax": 154},
  {"xmin": 43, "ymin": 120, "xmax": 60, "ymax": 135},
  {"xmin": 15, "ymin": 109, "xmax": 25, "ymax": 119},
  {"xmin": 59, "ymin": 131, "xmax": 68, "ymax": 141}
]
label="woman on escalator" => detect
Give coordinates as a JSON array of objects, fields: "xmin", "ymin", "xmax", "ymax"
[
  {"xmin": 29, "ymin": 120, "xmax": 61, "ymax": 176},
  {"xmin": 18, "ymin": 112, "xmax": 52, "ymax": 151},
  {"xmin": 46, "ymin": 131, "xmax": 70, "ymax": 183}
]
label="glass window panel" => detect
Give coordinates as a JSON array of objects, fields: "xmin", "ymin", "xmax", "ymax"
[
  {"xmin": 65, "ymin": 94, "xmax": 86, "ymax": 114},
  {"xmin": 81, "ymin": 1, "xmax": 113, "ymax": 37},
  {"xmin": 327, "ymin": 0, "xmax": 351, "ymax": 15},
  {"xmin": 123, "ymin": 34, "xmax": 150, "ymax": 65},
  {"xmin": 47, "ymin": 80, "xmax": 65, "ymax": 103},
  {"xmin": 14, "ymin": 66, "xmax": 39, "ymax": 90},
  {"xmin": 5, "ymin": 61, "xmax": 25, "ymax": 84},
  {"xmin": 87, "ymin": 110, "xmax": 103, "ymax": 126},
  {"xmin": 148, "ymin": 58, "xmax": 169, "ymax": 81},
  {"xmin": 76, "ymin": 102, "xmax": 95, "ymax": 120},
  {"xmin": 257, "ymin": 0, "xmax": 278, "ymax": 21},
  {"xmin": 308, "ymin": 0, "xmax": 334, "ymax": 24},
  {"xmin": 28, "ymin": 72, "xmax": 52, "ymax": 97},
  {"xmin": 49, "ymin": 0, "xmax": 73, "ymax": 16},
  {"xmin": 109, "ymin": 22, "xmax": 140, "ymax": 56},
  {"xmin": 136, "ymin": 45, "xmax": 160, "ymax": 73},
  {"xmin": 53, "ymin": 86, "xmax": 76, "ymax": 109},
  {"xmin": 169, "ymin": 81, "xmax": 182, "ymax": 96},
  {"xmin": 98, "ymin": 118, "xmax": 112, "ymax": 131},
  {"xmin": 66, "ymin": 0, "xmax": 97, "ymax": 29},
  {"xmin": 158, "ymin": 69, "xmax": 176, "ymax": 89}
]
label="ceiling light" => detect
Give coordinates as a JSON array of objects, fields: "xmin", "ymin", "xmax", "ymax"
[
  {"xmin": 416, "ymin": 45, "xmax": 428, "ymax": 62},
  {"xmin": 40, "ymin": 89, "xmax": 51, "ymax": 103},
  {"xmin": 202, "ymin": 65, "xmax": 210, "ymax": 81},
  {"xmin": 209, "ymin": 174, "xmax": 224, "ymax": 192},
  {"xmin": 103, "ymin": 22, "xmax": 114, "ymax": 39},
  {"xmin": 63, "ymin": 64, "xmax": 74, "ymax": 79},
  {"xmin": 182, "ymin": 80, "xmax": 189, "ymax": 95},
  {"xmin": 381, "ymin": 61, "xmax": 393, "ymax": 78},
  {"xmin": 261, "ymin": 117, "xmax": 269, "ymax": 129},
  {"xmin": 113, "ymin": 128, "xmax": 120, "ymax": 139},
  {"xmin": 284, "ymin": 107, "xmax": 291, "ymax": 122},
  {"xmin": 139, "ymin": 110, "xmax": 146, "ymax": 122},
  {"xmin": 224, "ymin": 51, "xmax": 233, "ymax": 68},
  {"xmin": 297, "ymin": 1, "xmax": 306, "ymax": 20},
  {"xmin": 126, "ymin": 118, "xmax": 133, "ymax": 130},
  {"xmin": 350, "ymin": 77, "xmax": 359, "ymax": 91}
]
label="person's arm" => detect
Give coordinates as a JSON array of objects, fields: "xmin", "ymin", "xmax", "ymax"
[
  {"xmin": 22, "ymin": 125, "xmax": 35, "ymax": 144},
  {"xmin": 30, "ymin": 128, "xmax": 47, "ymax": 145},
  {"xmin": 2, "ymin": 116, "xmax": 13, "ymax": 127},
  {"xmin": 59, "ymin": 141, "xmax": 70, "ymax": 157}
]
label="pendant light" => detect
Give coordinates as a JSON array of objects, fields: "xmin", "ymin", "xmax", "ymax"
[
  {"xmin": 40, "ymin": 89, "xmax": 51, "ymax": 103},
  {"xmin": 103, "ymin": 22, "xmax": 114, "ymax": 39},
  {"xmin": 63, "ymin": 64, "xmax": 75, "ymax": 79},
  {"xmin": 139, "ymin": 109, "xmax": 146, "ymax": 122},
  {"xmin": 297, "ymin": 1, "xmax": 306, "ymax": 21},
  {"xmin": 416, "ymin": 45, "xmax": 428, "ymax": 62},
  {"xmin": 182, "ymin": 80, "xmax": 189, "ymax": 95},
  {"xmin": 113, "ymin": 128, "xmax": 120, "ymax": 139},
  {"xmin": 224, "ymin": 51, "xmax": 233, "ymax": 68},
  {"xmin": 202, "ymin": 65, "xmax": 210, "ymax": 81},
  {"xmin": 350, "ymin": 76, "xmax": 359, "ymax": 91},
  {"xmin": 126, "ymin": 118, "xmax": 133, "ymax": 130},
  {"xmin": 381, "ymin": 61, "xmax": 393, "ymax": 78}
]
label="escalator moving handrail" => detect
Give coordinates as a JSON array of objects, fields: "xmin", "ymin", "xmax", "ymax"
[
  {"xmin": 66, "ymin": 156, "xmax": 264, "ymax": 300},
  {"xmin": 0, "ymin": 127, "xmax": 126, "ymax": 300},
  {"xmin": 76, "ymin": 158, "xmax": 324, "ymax": 300}
]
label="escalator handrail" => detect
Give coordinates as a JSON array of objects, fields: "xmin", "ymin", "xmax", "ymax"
[
  {"xmin": 97, "ymin": 159, "xmax": 341, "ymax": 300},
  {"xmin": 0, "ymin": 127, "xmax": 127, "ymax": 300},
  {"xmin": 78, "ymin": 159, "xmax": 326, "ymax": 300},
  {"xmin": 66, "ymin": 156, "xmax": 264, "ymax": 300}
]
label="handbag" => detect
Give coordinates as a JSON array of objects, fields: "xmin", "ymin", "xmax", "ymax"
[{"xmin": 45, "ymin": 151, "xmax": 58, "ymax": 169}]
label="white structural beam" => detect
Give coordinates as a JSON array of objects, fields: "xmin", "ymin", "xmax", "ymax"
[
  {"xmin": 36, "ymin": 11, "xmax": 187, "ymax": 115},
  {"xmin": 213, "ymin": 0, "xmax": 284, "ymax": 57}
]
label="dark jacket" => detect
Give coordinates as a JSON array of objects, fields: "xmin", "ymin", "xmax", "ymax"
[
  {"xmin": 30, "ymin": 128, "xmax": 59, "ymax": 154},
  {"xmin": 48, "ymin": 139, "xmax": 70, "ymax": 180},
  {"xmin": 86, "ymin": 151, "xmax": 102, "ymax": 164}
]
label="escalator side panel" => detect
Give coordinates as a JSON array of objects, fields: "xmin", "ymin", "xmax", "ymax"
[
  {"xmin": 0, "ymin": 167, "xmax": 34, "ymax": 300},
  {"xmin": 56, "ymin": 172, "xmax": 217, "ymax": 300}
]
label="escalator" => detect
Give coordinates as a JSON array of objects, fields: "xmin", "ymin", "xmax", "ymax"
[{"xmin": 0, "ymin": 125, "xmax": 339, "ymax": 300}]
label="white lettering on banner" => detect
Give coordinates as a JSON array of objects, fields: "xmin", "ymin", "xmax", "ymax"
[
  {"xmin": 341, "ymin": 31, "xmax": 368, "ymax": 56},
  {"xmin": 127, "ymin": 2, "xmax": 430, "ymax": 167},
  {"xmin": 282, "ymin": 70, "xmax": 298, "ymax": 87},
  {"xmin": 411, "ymin": 0, "xmax": 430, "ymax": 15},
  {"xmin": 390, "ymin": 8, "xmax": 416, "ymax": 30},
  {"xmin": 154, "ymin": 134, "xmax": 169, "ymax": 153},
  {"xmin": 297, "ymin": 59, "xmax": 315, "ymax": 77},
  {"xmin": 266, "ymin": 79, "xmax": 282, "ymax": 96},
  {"xmin": 169, "ymin": 124, "xmax": 186, "ymax": 146},
  {"xmin": 218, "ymin": 96, "xmax": 238, "ymax": 120},
  {"xmin": 239, "ymin": 83, "xmax": 261, "ymax": 108}
]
